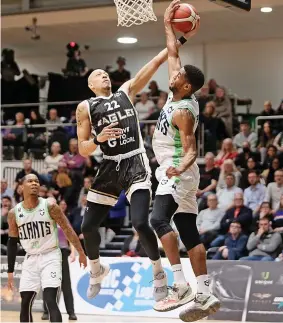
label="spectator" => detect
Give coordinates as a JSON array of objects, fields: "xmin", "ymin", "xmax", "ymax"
[
  {"xmin": 42, "ymin": 142, "xmax": 63, "ymax": 183},
  {"xmin": 215, "ymin": 138, "xmax": 238, "ymax": 167},
  {"xmin": 244, "ymin": 171, "xmax": 266, "ymax": 215},
  {"xmin": 65, "ymin": 49, "xmax": 88, "ymax": 77},
  {"xmin": 38, "ymin": 185, "xmax": 49, "ymax": 198},
  {"xmin": 147, "ymin": 80, "xmax": 164, "ymax": 103},
  {"xmin": 69, "ymin": 194, "xmax": 87, "ymax": 247},
  {"xmin": 273, "ymin": 195, "xmax": 283, "ymax": 234},
  {"xmin": 78, "ymin": 177, "xmax": 92, "ymax": 204},
  {"xmin": 235, "ymin": 141, "xmax": 260, "ymax": 170},
  {"xmin": 233, "ymin": 121, "xmax": 257, "ymax": 152},
  {"xmin": 258, "ymin": 121, "xmax": 275, "ymax": 163},
  {"xmin": 135, "ymin": 92, "xmax": 155, "ymax": 120},
  {"xmin": 1, "ymin": 48, "xmax": 20, "ymax": 82},
  {"xmin": 196, "ymin": 194, "xmax": 224, "ymax": 248},
  {"xmin": 197, "ymin": 152, "xmax": 220, "ymax": 210},
  {"xmin": 146, "ymin": 97, "xmax": 166, "ymax": 120},
  {"xmin": 265, "ymin": 169, "xmax": 283, "ymax": 210},
  {"xmin": 197, "ymin": 85, "xmax": 211, "ymax": 113},
  {"xmin": 251, "ymin": 201, "xmax": 273, "ymax": 233},
  {"xmin": 240, "ymin": 216, "xmax": 282, "ymax": 261},
  {"xmin": 50, "ymin": 161, "xmax": 72, "ymax": 201},
  {"xmin": 260, "ymin": 100, "xmax": 275, "ymax": 119},
  {"xmin": 273, "ymin": 131, "xmax": 283, "ymax": 155},
  {"xmin": 262, "ymin": 157, "xmax": 282, "ymax": 185},
  {"xmin": 83, "ymin": 156, "xmax": 99, "ymax": 178},
  {"xmin": 217, "ymin": 159, "xmax": 241, "ymax": 191},
  {"xmin": 47, "ymin": 108, "xmax": 61, "ymax": 132},
  {"xmin": 110, "ymin": 56, "xmax": 131, "ymax": 93},
  {"xmin": 217, "ymin": 174, "xmax": 242, "ymax": 211},
  {"xmin": 262, "ymin": 144, "xmax": 278, "ymax": 169},
  {"xmin": 207, "ymin": 78, "xmax": 218, "ymax": 95},
  {"xmin": 14, "ymin": 183, "xmax": 23, "ymax": 203},
  {"xmin": 213, "ymin": 87, "xmax": 233, "ymax": 137},
  {"xmin": 121, "ymin": 228, "xmax": 147, "ymax": 257},
  {"xmin": 1, "ymin": 196, "xmax": 13, "ymax": 248},
  {"xmin": 15, "ymin": 158, "xmax": 40, "ymax": 185},
  {"xmin": 212, "ymin": 221, "xmax": 248, "ymax": 260},
  {"xmin": 62, "ymin": 138, "xmax": 85, "ymax": 171},
  {"xmin": 1, "ymin": 179, "xmax": 13, "ymax": 199},
  {"xmin": 239, "ymin": 157, "xmax": 262, "ymax": 190}
]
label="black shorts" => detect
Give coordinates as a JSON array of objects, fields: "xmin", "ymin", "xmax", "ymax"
[{"xmin": 87, "ymin": 153, "xmax": 151, "ymax": 206}]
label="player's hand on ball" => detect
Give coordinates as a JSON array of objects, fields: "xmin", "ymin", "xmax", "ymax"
[
  {"xmin": 164, "ymin": 0, "xmax": 180, "ymax": 24},
  {"xmin": 79, "ymin": 253, "xmax": 88, "ymax": 269},
  {"xmin": 7, "ymin": 273, "xmax": 14, "ymax": 291},
  {"xmin": 184, "ymin": 17, "xmax": 200, "ymax": 38},
  {"xmin": 166, "ymin": 166, "xmax": 182, "ymax": 178},
  {"xmin": 97, "ymin": 122, "xmax": 123, "ymax": 143}
]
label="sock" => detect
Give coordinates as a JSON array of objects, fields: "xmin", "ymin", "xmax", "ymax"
[
  {"xmin": 172, "ymin": 264, "xmax": 187, "ymax": 284},
  {"xmin": 151, "ymin": 258, "xmax": 163, "ymax": 276},
  {"xmin": 197, "ymin": 275, "xmax": 210, "ymax": 294},
  {"xmin": 90, "ymin": 258, "xmax": 101, "ymax": 275}
]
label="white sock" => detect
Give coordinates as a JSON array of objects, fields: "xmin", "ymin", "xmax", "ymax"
[
  {"xmin": 151, "ymin": 258, "xmax": 163, "ymax": 276},
  {"xmin": 197, "ymin": 275, "xmax": 210, "ymax": 294},
  {"xmin": 90, "ymin": 258, "xmax": 101, "ymax": 275},
  {"xmin": 172, "ymin": 264, "xmax": 187, "ymax": 284}
]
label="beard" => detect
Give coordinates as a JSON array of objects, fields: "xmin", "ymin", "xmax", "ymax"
[{"xmin": 169, "ymin": 85, "xmax": 177, "ymax": 93}]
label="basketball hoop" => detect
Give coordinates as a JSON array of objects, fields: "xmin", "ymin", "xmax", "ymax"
[{"xmin": 114, "ymin": 0, "xmax": 157, "ymax": 27}]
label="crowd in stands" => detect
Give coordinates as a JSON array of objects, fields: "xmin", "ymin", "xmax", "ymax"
[{"xmin": 1, "ymin": 53, "xmax": 283, "ymax": 263}]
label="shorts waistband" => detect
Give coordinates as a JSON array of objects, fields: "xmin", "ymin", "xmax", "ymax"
[
  {"xmin": 26, "ymin": 247, "xmax": 59, "ymax": 257},
  {"xmin": 103, "ymin": 148, "xmax": 146, "ymax": 171}
]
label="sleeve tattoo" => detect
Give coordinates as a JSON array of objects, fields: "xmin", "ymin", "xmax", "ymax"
[{"xmin": 8, "ymin": 209, "xmax": 19, "ymax": 238}]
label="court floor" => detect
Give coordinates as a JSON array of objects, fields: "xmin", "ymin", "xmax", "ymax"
[{"xmin": 1, "ymin": 312, "xmax": 264, "ymax": 323}]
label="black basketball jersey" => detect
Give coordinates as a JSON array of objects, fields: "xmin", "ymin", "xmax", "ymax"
[{"xmin": 87, "ymin": 90, "xmax": 143, "ymax": 156}]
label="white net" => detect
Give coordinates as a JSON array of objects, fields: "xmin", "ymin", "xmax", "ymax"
[{"xmin": 114, "ymin": 0, "xmax": 157, "ymax": 27}]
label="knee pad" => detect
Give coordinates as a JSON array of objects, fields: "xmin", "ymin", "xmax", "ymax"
[{"xmin": 174, "ymin": 213, "xmax": 200, "ymax": 251}]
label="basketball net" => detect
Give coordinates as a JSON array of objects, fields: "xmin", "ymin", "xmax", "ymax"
[{"xmin": 114, "ymin": 0, "xmax": 157, "ymax": 27}]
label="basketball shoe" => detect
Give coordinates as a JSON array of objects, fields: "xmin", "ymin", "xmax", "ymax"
[
  {"xmin": 154, "ymin": 283, "xmax": 194, "ymax": 312},
  {"xmin": 87, "ymin": 264, "xmax": 110, "ymax": 299},
  {"xmin": 153, "ymin": 271, "xmax": 168, "ymax": 302},
  {"xmin": 179, "ymin": 293, "xmax": 221, "ymax": 322}
]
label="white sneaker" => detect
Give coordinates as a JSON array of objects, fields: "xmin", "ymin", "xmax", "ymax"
[
  {"xmin": 153, "ymin": 271, "xmax": 168, "ymax": 302},
  {"xmin": 106, "ymin": 229, "xmax": 116, "ymax": 243},
  {"xmin": 87, "ymin": 264, "xmax": 110, "ymax": 299},
  {"xmin": 179, "ymin": 293, "xmax": 221, "ymax": 322},
  {"xmin": 154, "ymin": 283, "xmax": 194, "ymax": 312}
]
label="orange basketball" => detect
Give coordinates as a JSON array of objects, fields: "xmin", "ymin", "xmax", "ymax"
[{"xmin": 172, "ymin": 3, "xmax": 199, "ymax": 33}]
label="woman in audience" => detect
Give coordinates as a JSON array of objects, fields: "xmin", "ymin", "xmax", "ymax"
[
  {"xmin": 42, "ymin": 141, "xmax": 63, "ymax": 184},
  {"xmin": 217, "ymin": 159, "xmax": 241, "ymax": 191},
  {"xmin": 215, "ymin": 138, "xmax": 238, "ymax": 167},
  {"xmin": 14, "ymin": 182, "xmax": 23, "ymax": 203},
  {"xmin": 257, "ymin": 121, "xmax": 275, "ymax": 163},
  {"xmin": 251, "ymin": 201, "xmax": 273, "ymax": 232},
  {"xmin": 262, "ymin": 157, "xmax": 282, "ymax": 185},
  {"xmin": 262, "ymin": 144, "xmax": 278, "ymax": 169}
]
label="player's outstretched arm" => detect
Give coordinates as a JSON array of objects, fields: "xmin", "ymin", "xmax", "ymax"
[
  {"xmin": 166, "ymin": 109, "xmax": 197, "ymax": 178},
  {"xmin": 47, "ymin": 198, "xmax": 87, "ymax": 268},
  {"xmin": 7, "ymin": 208, "xmax": 19, "ymax": 289}
]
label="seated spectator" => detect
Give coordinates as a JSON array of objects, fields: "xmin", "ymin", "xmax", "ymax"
[
  {"xmin": 83, "ymin": 156, "xmax": 100, "ymax": 178},
  {"xmin": 146, "ymin": 97, "xmax": 166, "ymax": 120},
  {"xmin": 14, "ymin": 182, "xmax": 23, "ymax": 203},
  {"xmin": 251, "ymin": 202, "xmax": 273, "ymax": 233},
  {"xmin": 212, "ymin": 221, "xmax": 248, "ymax": 260},
  {"xmin": 273, "ymin": 131, "xmax": 283, "ymax": 158},
  {"xmin": 235, "ymin": 141, "xmax": 260, "ymax": 169},
  {"xmin": 262, "ymin": 145, "xmax": 278, "ymax": 170},
  {"xmin": 121, "ymin": 228, "xmax": 147, "ymax": 257},
  {"xmin": 15, "ymin": 158, "xmax": 40, "ymax": 185},
  {"xmin": 196, "ymin": 194, "xmax": 224, "ymax": 249},
  {"xmin": 62, "ymin": 138, "xmax": 85, "ymax": 171},
  {"xmin": 2, "ymin": 112, "xmax": 25, "ymax": 159},
  {"xmin": 215, "ymin": 138, "xmax": 238, "ymax": 167},
  {"xmin": 260, "ymin": 100, "xmax": 275, "ymax": 121},
  {"xmin": 197, "ymin": 152, "xmax": 220, "ymax": 210},
  {"xmin": 42, "ymin": 142, "xmax": 63, "ymax": 183},
  {"xmin": 25, "ymin": 110, "xmax": 46, "ymax": 155},
  {"xmin": 50, "ymin": 162, "xmax": 72, "ymax": 201},
  {"xmin": 147, "ymin": 80, "xmax": 165, "ymax": 103},
  {"xmin": 240, "ymin": 216, "xmax": 282, "ymax": 261},
  {"xmin": 213, "ymin": 87, "xmax": 233, "ymax": 137},
  {"xmin": 110, "ymin": 56, "xmax": 131, "ymax": 92},
  {"xmin": 265, "ymin": 169, "xmax": 283, "ymax": 210},
  {"xmin": 244, "ymin": 171, "xmax": 266, "ymax": 215},
  {"xmin": 197, "ymin": 85, "xmax": 211, "ymax": 113},
  {"xmin": 1, "ymin": 179, "xmax": 14, "ymax": 199},
  {"xmin": 47, "ymin": 108, "xmax": 61, "ymax": 132},
  {"xmin": 65, "ymin": 49, "xmax": 88, "ymax": 77},
  {"xmin": 233, "ymin": 120, "xmax": 257, "ymax": 152},
  {"xmin": 78, "ymin": 177, "xmax": 92, "ymax": 204},
  {"xmin": 135, "ymin": 92, "xmax": 155, "ymax": 120},
  {"xmin": 207, "ymin": 78, "xmax": 218, "ymax": 95},
  {"xmin": 217, "ymin": 159, "xmax": 241, "ymax": 191},
  {"xmin": 1, "ymin": 196, "xmax": 13, "ymax": 248},
  {"xmin": 38, "ymin": 185, "xmax": 49, "ymax": 198},
  {"xmin": 217, "ymin": 174, "xmax": 242, "ymax": 211},
  {"xmin": 273, "ymin": 195, "xmax": 283, "ymax": 234},
  {"xmin": 262, "ymin": 157, "xmax": 282, "ymax": 185},
  {"xmin": 257, "ymin": 121, "xmax": 275, "ymax": 163},
  {"xmin": 239, "ymin": 157, "xmax": 262, "ymax": 190}
]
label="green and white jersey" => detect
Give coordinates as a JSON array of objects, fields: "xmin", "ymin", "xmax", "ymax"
[
  {"xmin": 152, "ymin": 91, "xmax": 199, "ymax": 168},
  {"xmin": 15, "ymin": 197, "xmax": 58, "ymax": 255}
]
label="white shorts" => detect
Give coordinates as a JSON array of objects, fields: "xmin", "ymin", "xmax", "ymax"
[
  {"xmin": 19, "ymin": 248, "xmax": 62, "ymax": 293},
  {"xmin": 155, "ymin": 163, "xmax": 200, "ymax": 214}
]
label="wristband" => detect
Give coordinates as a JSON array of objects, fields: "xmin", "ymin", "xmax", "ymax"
[
  {"xmin": 178, "ymin": 36, "xmax": 187, "ymax": 45},
  {"xmin": 93, "ymin": 136, "xmax": 100, "ymax": 145}
]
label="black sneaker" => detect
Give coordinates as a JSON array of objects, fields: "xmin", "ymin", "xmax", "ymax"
[{"xmin": 68, "ymin": 313, "xmax": 77, "ymax": 320}]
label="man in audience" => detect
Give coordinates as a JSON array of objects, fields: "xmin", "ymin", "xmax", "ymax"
[
  {"xmin": 1, "ymin": 179, "xmax": 13, "ymax": 199},
  {"xmin": 213, "ymin": 221, "xmax": 248, "ymax": 260},
  {"xmin": 217, "ymin": 174, "xmax": 242, "ymax": 211},
  {"xmin": 135, "ymin": 92, "xmax": 155, "ymax": 120},
  {"xmin": 196, "ymin": 194, "xmax": 224, "ymax": 249},
  {"xmin": 233, "ymin": 121, "xmax": 257, "ymax": 152},
  {"xmin": 244, "ymin": 171, "xmax": 266, "ymax": 215},
  {"xmin": 240, "ymin": 216, "xmax": 282, "ymax": 261},
  {"xmin": 62, "ymin": 139, "xmax": 85, "ymax": 171},
  {"xmin": 265, "ymin": 169, "xmax": 283, "ymax": 210},
  {"xmin": 15, "ymin": 158, "xmax": 40, "ymax": 185},
  {"xmin": 47, "ymin": 108, "xmax": 61, "ymax": 132},
  {"xmin": 197, "ymin": 85, "xmax": 211, "ymax": 113},
  {"xmin": 260, "ymin": 100, "xmax": 275, "ymax": 119},
  {"xmin": 234, "ymin": 141, "xmax": 260, "ymax": 169},
  {"xmin": 110, "ymin": 56, "xmax": 131, "ymax": 92},
  {"xmin": 197, "ymin": 152, "xmax": 220, "ymax": 211}
]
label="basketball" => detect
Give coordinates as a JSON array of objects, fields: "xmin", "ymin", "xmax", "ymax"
[{"xmin": 172, "ymin": 3, "xmax": 199, "ymax": 33}]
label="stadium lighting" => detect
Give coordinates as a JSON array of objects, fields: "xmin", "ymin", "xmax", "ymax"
[
  {"xmin": 117, "ymin": 37, "xmax": 137, "ymax": 44},
  {"xmin": 261, "ymin": 7, "xmax": 272, "ymax": 13}
]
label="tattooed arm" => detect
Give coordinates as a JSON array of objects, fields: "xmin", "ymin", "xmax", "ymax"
[{"xmin": 47, "ymin": 198, "xmax": 87, "ymax": 267}]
